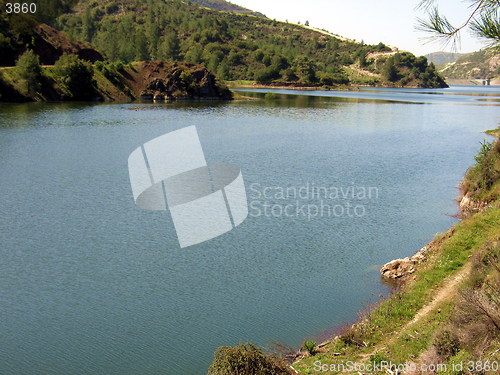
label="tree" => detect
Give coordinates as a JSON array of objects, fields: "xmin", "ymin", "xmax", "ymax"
[
  {"xmin": 15, "ymin": 49, "xmax": 42, "ymax": 96},
  {"xmin": 417, "ymin": 0, "xmax": 500, "ymax": 47},
  {"xmin": 134, "ymin": 30, "xmax": 149, "ymax": 61},
  {"xmin": 383, "ymin": 58, "xmax": 400, "ymax": 82},
  {"xmin": 81, "ymin": 6, "xmax": 94, "ymax": 42},
  {"xmin": 294, "ymin": 55, "xmax": 317, "ymax": 84},
  {"xmin": 159, "ymin": 31, "xmax": 181, "ymax": 61},
  {"xmin": 54, "ymin": 54, "xmax": 96, "ymax": 99},
  {"xmin": 305, "ymin": 20, "xmax": 310, "ymax": 26}
]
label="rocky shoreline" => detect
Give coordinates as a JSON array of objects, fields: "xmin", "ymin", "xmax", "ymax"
[
  {"xmin": 380, "ymin": 189, "xmax": 490, "ymax": 280},
  {"xmin": 380, "ymin": 244, "xmax": 431, "ymax": 279}
]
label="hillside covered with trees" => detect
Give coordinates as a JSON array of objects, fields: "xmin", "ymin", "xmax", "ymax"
[
  {"xmin": 51, "ymin": 0, "xmax": 447, "ymax": 88},
  {"xmin": 0, "ymin": 0, "xmax": 448, "ymax": 103}
]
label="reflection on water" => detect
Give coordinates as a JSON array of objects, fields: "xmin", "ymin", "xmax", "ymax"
[{"xmin": 236, "ymin": 85, "xmax": 500, "ymax": 106}]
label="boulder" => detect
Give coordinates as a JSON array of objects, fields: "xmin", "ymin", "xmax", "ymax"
[{"xmin": 380, "ymin": 246, "xmax": 430, "ymax": 279}]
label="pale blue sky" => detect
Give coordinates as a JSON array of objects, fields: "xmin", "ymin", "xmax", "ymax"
[{"xmin": 230, "ymin": 0, "xmax": 487, "ymax": 56}]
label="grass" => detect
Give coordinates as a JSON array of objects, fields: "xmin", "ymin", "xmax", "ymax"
[
  {"xmin": 0, "ymin": 66, "xmax": 24, "ymax": 93},
  {"xmin": 344, "ymin": 66, "xmax": 381, "ymax": 86},
  {"xmin": 225, "ymin": 80, "xmax": 257, "ymax": 87}
]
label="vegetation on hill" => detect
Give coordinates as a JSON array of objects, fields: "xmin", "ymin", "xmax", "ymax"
[
  {"xmin": 52, "ymin": 0, "xmax": 447, "ymax": 88},
  {"xmin": 425, "ymin": 51, "xmax": 466, "ymax": 66},
  {"xmin": 181, "ymin": 0, "xmax": 266, "ymax": 17},
  {"xmin": 0, "ymin": 55, "xmax": 232, "ymax": 101},
  {"xmin": 0, "ymin": 0, "xmax": 103, "ymax": 66},
  {"xmin": 439, "ymin": 48, "xmax": 500, "ymax": 80}
]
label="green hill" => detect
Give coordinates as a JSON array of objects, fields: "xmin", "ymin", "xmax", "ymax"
[
  {"xmin": 0, "ymin": 0, "xmax": 447, "ymax": 89},
  {"xmin": 439, "ymin": 48, "xmax": 500, "ymax": 80},
  {"xmin": 50, "ymin": 0, "xmax": 446, "ymax": 88}
]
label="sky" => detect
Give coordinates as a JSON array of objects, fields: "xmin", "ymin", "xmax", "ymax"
[{"xmin": 229, "ymin": 0, "xmax": 488, "ymax": 56}]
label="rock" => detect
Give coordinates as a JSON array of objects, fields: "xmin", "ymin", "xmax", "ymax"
[
  {"xmin": 134, "ymin": 61, "xmax": 233, "ymax": 101},
  {"xmin": 380, "ymin": 245, "xmax": 429, "ymax": 279},
  {"xmin": 381, "ymin": 258, "xmax": 415, "ymax": 279},
  {"xmin": 459, "ymin": 192, "xmax": 488, "ymax": 217}
]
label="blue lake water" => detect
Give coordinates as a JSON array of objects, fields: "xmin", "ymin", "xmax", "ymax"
[{"xmin": 0, "ymin": 86, "xmax": 499, "ymax": 374}]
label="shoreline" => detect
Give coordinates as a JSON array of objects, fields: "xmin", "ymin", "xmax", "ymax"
[
  {"xmin": 291, "ymin": 135, "xmax": 498, "ymax": 368},
  {"xmin": 227, "ymin": 82, "xmax": 445, "ymax": 91}
]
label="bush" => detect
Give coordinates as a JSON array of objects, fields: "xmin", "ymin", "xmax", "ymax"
[
  {"xmin": 433, "ymin": 330, "xmax": 461, "ymax": 359},
  {"xmin": 207, "ymin": 343, "xmax": 293, "ymax": 375},
  {"xmin": 463, "ymin": 139, "xmax": 500, "ymax": 196},
  {"xmin": 318, "ymin": 70, "xmax": 349, "ymax": 86},
  {"xmin": 302, "ymin": 341, "xmax": 317, "ymax": 355},
  {"xmin": 438, "ymin": 350, "xmax": 473, "ymax": 375},
  {"xmin": 370, "ymin": 353, "xmax": 389, "ymax": 365},
  {"xmin": 54, "ymin": 54, "xmax": 96, "ymax": 99},
  {"xmin": 179, "ymin": 70, "xmax": 196, "ymax": 91},
  {"xmin": 475, "ymin": 140, "xmax": 493, "ymax": 164},
  {"xmin": 15, "ymin": 49, "xmax": 42, "ymax": 96},
  {"xmin": 95, "ymin": 61, "xmax": 123, "ymax": 84},
  {"xmin": 254, "ymin": 66, "xmax": 280, "ymax": 83},
  {"xmin": 340, "ymin": 324, "xmax": 366, "ymax": 347}
]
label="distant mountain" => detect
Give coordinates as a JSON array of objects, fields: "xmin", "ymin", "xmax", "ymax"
[
  {"xmin": 181, "ymin": 0, "xmax": 266, "ymax": 17},
  {"xmin": 425, "ymin": 51, "xmax": 465, "ymax": 66},
  {"xmin": 439, "ymin": 48, "xmax": 499, "ymax": 79}
]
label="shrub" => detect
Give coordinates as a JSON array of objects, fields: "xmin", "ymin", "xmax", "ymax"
[
  {"xmin": 254, "ymin": 66, "xmax": 280, "ymax": 83},
  {"xmin": 438, "ymin": 350, "xmax": 473, "ymax": 375},
  {"xmin": 318, "ymin": 70, "xmax": 349, "ymax": 86},
  {"xmin": 179, "ymin": 70, "xmax": 196, "ymax": 91},
  {"xmin": 15, "ymin": 49, "xmax": 42, "ymax": 96},
  {"xmin": 207, "ymin": 343, "xmax": 293, "ymax": 375},
  {"xmin": 475, "ymin": 140, "xmax": 493, "ymax": 164},
  {"xmin": 463, "ymin": 139, "xmax": 500, "ymax": 196},
  {"xmin": 340, "ymin": 324, "xmax": 366, "ymax": 347},
  {"xmin": 370, "ymin": 353, "xmax": 389, "ymax": 365},
  {"xmin": 54, "ymin": 54, "xmax": 96, "ymax": 99},
  {"xmin": 433, "ymin": 330, "xmax": 461, "ymax": 359},
  {"xmin": 302, "ymin": 340, "xmax": 317, "ymax": 355}
]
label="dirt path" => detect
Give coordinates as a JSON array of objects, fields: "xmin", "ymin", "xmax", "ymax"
[{"xmin": 358, "ymin": 262, "xmax": 472, "ymax": 361}]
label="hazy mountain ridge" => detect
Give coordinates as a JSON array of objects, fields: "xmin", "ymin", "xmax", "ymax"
[
  {"xmin": 439, "ymin": 48, "xmax": 499, "ymax": 79},
  {"xmin": 425, "ymin": 51, "xmax": 466, "ymax": 66}
]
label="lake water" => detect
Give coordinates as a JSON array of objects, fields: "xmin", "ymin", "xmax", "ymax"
[{"xmin": 1, "ymin": 86, "xmax": 499, "ymax": 375}]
